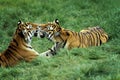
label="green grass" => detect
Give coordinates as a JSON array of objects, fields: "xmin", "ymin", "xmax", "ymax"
[{"xmin": 0, "ymin": 0, "xmax": 120, "ymax": 80}]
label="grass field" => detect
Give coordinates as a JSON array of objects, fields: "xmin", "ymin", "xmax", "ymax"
[{"xmin": 0, "ymin": 0, "xmax": 120, "ymax": 80}]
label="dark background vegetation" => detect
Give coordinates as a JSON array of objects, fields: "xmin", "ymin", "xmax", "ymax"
[{"xmin": 0, "ymin": 0, "xmax": 120, "ymax": 80}]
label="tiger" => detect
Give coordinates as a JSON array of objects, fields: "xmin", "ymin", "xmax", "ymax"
[
  {"xmin": 0, "ymin": 20, "xmax": 41, "ymax": 67},
  {"xmin": 28, "ymin": 19, "xmax": 108, "ymax": 57}
]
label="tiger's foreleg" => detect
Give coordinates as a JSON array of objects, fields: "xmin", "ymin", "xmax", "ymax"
[{"xmin": 39, "ymin": 42, "xmax": 62, "ymax": 57}]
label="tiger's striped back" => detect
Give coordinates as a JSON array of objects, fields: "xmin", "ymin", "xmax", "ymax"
[{"xmin": 78, "ymin": 26, "xmax": 108, "ymax": 48}]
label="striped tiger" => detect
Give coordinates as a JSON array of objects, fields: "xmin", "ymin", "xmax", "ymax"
[
  {"xmin": 0, "ymin": 20, "xmax": 40, "ymax": 67},
  {"xmin": 36, "ymin": 19, "xmax": 108, "ymax": 57}
]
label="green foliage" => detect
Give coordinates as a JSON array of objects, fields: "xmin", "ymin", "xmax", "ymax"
[{"xmin": 0, "ymin": 0, "xmax": 120, "ymax": 80}]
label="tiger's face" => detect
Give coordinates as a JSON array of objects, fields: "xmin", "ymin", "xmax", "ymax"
[
  {"xmin": 39, "ymin": 19, "xmax": 61, "ymax": 41},
  {"xmin": 17, "ymin": 20, "xmax": 40, "ymax": 44},
  {"xmin": 25, "ymin": 22, "xmax": 46, "ymax": 38}
]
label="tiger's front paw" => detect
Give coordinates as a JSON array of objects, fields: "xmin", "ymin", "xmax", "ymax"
[{"xmin": 39, "ymin": 51, "xmax": 53, "ymax": 58}]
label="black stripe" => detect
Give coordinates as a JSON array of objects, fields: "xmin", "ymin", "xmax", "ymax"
[
  {"xmin": 91, "ymin": 29, "xmax": 99, "ymax": 46},
  {"xmin": 74, "ymin": 32, "xmax": 78, "ymax": 36},
  {"xmin": 71, "ymin": 31, "xmax": 75, "ymax": 36},
  {"xmin": 49, "ymin": 33, "xmax": 54, "ymax": 39},
  {"xmin": 48, "ymin": 48, "xmax": 56, "ymax": 55},
  {"xmin": 84, "ymin": 32, "xmax": 89, "ymax": 47},
  {"xmin": 4, "ymin": 52, "xmax": 12, "ymax": 66},
  {"xmin": 28, "ymin": 32, "xmax": 31, "ymax": 37},
  {"xmin": 8, "ymin": 45, "xmax": 18, "ymax": 53},
  {"xmin": 23, "ymin": 44, "xmax": 32, "ymax": 49},
  {"xmin": 62, "ymin": 39, "xmax": 67, "ymax": 48},
  {"xmin": 78, "ymin": 32, "xmax": 81, "ymax": 48},
  {"xmin": 59, "ymin": 35, "xmax": 64, "ymax": 42},
  {"xmin": 13, "ymin": 39, "xmax": 18, "ymax": 46},
  {"xmin": 28, "ymin": 31, "xmax": 33, "ymax": 37},
  {"xmin": 92, "ymin": 28, "xmax": 101, "ymax": 46},
  {"xmin": 87, "ymin": 32, "xmax": 92, "ymax": 46},
  {"xmin": 1, "ymin": 54, "xmax": 8, "ymax": 67},
  {"xmin": 18, "ymin": 31, "xmax": 24, "ymax": 38},
  {"xmin": 86, "ymin": 32, "xmax": 90, "ymax": 46},
  {"xmin": 79, "ymin": 32, "xmax": 83, "ymax": 47},
  {"xmin": 6, "ymin": 49, "xmax": 18, "ymax": 60},
  {"xmin": 0, "ymin": 57, "xmax": 4, "ymax": 65},
  {"xmin": 82, "ymin": 33, "xmax": 87, "ymax": 47},
  {"xmin": 29, "ymin": 31, "xmax": 32, "ymax": 35}
]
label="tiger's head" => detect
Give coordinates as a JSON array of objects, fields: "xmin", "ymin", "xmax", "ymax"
[
  {"xmin": 16, "ymin": 20, "xmax": 42, "ymax": 44},
  {"xmin": 25, "ymin": 22, "xmax": 47, "ymax": 39},
  {"xmin": 38, "ymin": 19, "xmax": 62, "ymax": 41}
]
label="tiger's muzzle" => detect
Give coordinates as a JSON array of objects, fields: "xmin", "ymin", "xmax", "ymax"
[{"xmin": 34, "ymin": 30, "xmax": 46, "ymax": 38}]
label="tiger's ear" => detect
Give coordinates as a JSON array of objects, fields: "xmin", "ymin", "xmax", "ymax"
[
  {"xmin": 18, "ymin": 20, "xmax": 22, "ymax": 25},
  {"xmin": 54, "ymin": 19, "xmax": 59, "ymax": 25}
]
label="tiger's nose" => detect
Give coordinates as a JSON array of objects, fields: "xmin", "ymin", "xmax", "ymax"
[
  {"xmin": 34, "ymin": 32, "xmax": 38, "ymax": 37},
  {"xmin": 40, "ymin": 34, "xmax": 45, "ymax": 38}
]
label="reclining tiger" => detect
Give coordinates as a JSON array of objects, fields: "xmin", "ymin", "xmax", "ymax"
[
  {"xmin": 30, "ymin": 19, "xmax": 108, "ymax": 57},
  {"xmin": 0, "ymin": 20, "xmax": 42, "ymax": 67}
]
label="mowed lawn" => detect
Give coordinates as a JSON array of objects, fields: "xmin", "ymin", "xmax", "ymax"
[{"xmin": 0, "ymin": 0, "xmax": 120, "ymax": 80}]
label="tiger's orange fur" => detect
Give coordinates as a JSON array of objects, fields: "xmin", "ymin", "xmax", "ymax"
[
  {"xmin": 0, "ymin": 20, "xmax": 40, "ymax": 67},
  {"xmin": 25, "ymin": 19, "xmax": 108, "ymax": 57}
]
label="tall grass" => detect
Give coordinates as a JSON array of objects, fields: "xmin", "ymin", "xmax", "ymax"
[{"xmin": 0, "ymin": 0, "xmax": 120, "ymax": 80}]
